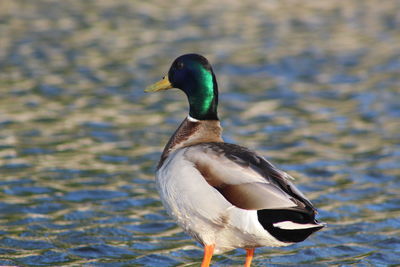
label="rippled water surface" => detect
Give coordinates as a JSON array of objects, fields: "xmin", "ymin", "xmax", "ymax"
[{"xmin": 1, "ymin": 1, "xmax": 400, "ymax": 266}]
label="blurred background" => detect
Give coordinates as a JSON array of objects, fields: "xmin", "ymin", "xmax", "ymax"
[{"xmin": 0, "ymin": 0, "xmax": 399, "ymax": 266}]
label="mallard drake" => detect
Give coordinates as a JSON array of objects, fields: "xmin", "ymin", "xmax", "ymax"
[{"xmin": 145, "ymin": 54, "xmax": 324, "ymax": 267}]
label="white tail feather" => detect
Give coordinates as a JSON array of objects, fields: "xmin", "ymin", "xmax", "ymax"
[{"xmin": 273, "ymin": 221, "xmax": 322, "ymax": 230}]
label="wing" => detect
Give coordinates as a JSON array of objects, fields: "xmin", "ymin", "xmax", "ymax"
[
  {"xmin": 184, "ymin": 142, "xmax": 324, "ymax": 243},
  {"xmin": 183, "ymin": 142, "xmax": 316, "ymax": 214}
]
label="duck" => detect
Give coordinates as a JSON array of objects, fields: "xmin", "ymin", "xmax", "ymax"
[{"xmin": 145, "ymin": 53, "xmax": 324, "ymax": 267}]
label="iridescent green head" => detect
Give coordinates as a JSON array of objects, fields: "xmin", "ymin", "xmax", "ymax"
[{"xmin": 145, "ymin": 54, "xmax": 219, "ymax": 120}]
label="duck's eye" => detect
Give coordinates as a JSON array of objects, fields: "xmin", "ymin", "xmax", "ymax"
[{"xmin": 176, "ymin": 62, "xmax": 184, "ymax": 70}]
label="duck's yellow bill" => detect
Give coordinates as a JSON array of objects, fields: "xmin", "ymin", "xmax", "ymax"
[{"xmin": 144, "ymin": 76, "xmax": 173, "ymax": 92}]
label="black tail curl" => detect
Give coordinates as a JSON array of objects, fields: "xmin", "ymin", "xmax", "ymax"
[{"xmin": 257, "ymin": 209, "xmax": 324, "ymax": 243}]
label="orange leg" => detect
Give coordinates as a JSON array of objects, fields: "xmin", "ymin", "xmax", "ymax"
[
  {"xmin": 244, "ymin": 248, "xmax": 255, "ymax": 267},
  {"xmin": 201, "ymin": 244, "xmax": 215, "ymax": 267}
]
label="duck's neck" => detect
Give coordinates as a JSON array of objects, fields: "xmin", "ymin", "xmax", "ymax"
[
  {"xmin": 158, "ymin": 116, "xmax": 223, "ymax": 168},
  {"xmin": 184, "ymin": 66, "xmax": 219, "ymax": 120}
]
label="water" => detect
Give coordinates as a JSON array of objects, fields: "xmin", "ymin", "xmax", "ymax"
[{"xmin": 1, "ymin": 0, "xmax": 399, "ymax": 266}]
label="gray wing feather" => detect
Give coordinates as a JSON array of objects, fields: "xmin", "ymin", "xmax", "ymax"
[{"xmin": 184, "ymin": 142, "xmax": 315, "ymax": 212}]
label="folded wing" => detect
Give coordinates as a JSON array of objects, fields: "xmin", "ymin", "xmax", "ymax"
[{"xmin": 184, "ymin": 142, "xmax": 324, "ymax": 243}]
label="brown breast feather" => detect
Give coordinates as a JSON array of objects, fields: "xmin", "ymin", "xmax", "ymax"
[{"xmin": 157, "ymin": 117, "xmax": 223, "ymax": 169}]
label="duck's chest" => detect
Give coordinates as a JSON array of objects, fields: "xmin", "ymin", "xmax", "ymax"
[{"xmin": 155, "ymin": 149, "xmax": 231, "ymax": 228}]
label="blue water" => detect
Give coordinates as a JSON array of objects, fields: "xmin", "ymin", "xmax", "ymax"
[{"xmin": 1, "ymin": 1, "xmax": 399, "ymax": 266}]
